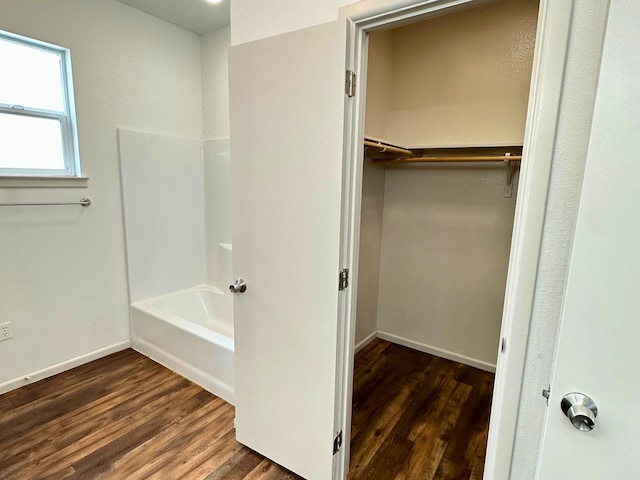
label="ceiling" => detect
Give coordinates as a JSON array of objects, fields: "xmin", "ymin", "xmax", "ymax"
[{"xmin": 116, "ymin": 0, "xmax": 230, "ymax": 35}]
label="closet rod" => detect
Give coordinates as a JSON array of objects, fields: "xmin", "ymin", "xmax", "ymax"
[
  {"xmin": 364, "ymin": 139, "xmax": 413, "ymax": 156},
  {"xmin": 374, "ymin": 155, "xmax": 522, "ymax": 163}
]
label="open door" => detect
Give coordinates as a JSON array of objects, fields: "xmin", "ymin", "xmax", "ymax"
[
  {"xmin": 229, "ymin": 21, "xmax": 348, "ymax": 480},
  {"xmin": 537, "ymin": 0, "xmax": 640, "ymax": 476}
]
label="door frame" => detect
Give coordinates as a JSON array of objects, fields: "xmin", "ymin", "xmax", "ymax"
[{"xmin": 335, "ymin": 0, "xmax": 575, "ymax": 478}]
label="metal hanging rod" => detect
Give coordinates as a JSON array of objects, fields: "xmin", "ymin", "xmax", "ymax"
[{"xmin": 0, "ymin": 197, "xmax": 92, "ymax": 207}]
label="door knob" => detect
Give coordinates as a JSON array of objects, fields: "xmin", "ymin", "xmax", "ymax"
[
  {"xmin": 561, "ymin": 393, "xmax": 598, "ymax": 432},
  {"xmin": 229, "ymin": 278, "xmax": 247, "ymax": 294}
]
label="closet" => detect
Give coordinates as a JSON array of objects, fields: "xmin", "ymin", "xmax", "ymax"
[{"xmin": 349, "ymin": 0, "xmax": 539, "ymax": 477}]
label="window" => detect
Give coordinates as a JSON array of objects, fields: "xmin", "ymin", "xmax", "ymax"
[{"xmin": 0, "ymin": 30, "xmax": 80, "ymax": 177}]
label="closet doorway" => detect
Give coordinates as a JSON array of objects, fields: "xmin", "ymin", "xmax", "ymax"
[{"xmin": 345, "ymin": 0, "xmax": 539, "ymax": 478}]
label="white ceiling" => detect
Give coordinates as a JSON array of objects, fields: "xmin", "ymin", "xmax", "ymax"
[{"xmin": 116, "ymin": 0, "xmax": 230, "ymax": 35}]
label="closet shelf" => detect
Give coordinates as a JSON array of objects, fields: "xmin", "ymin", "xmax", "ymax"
[
  {"xmin": 365, "ymin": 140, "xmax": 523, "ymax": 164},
  {"xmin": 364, "ymin": 138, "xmax": 414, "ymax": 156}
]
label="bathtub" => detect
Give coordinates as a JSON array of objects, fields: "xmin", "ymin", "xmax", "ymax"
[{"xmin": 130, "ymin": 285, "xmax": 234, "ymax": 404}]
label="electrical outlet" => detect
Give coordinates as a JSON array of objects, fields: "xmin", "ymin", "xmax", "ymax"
[{"xmin": 0, "ymin": 322, "xmax": 13, "ymax": 342}]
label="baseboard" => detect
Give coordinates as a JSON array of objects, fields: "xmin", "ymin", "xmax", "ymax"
[
  {"xmin": 0, "ymin": 341, "xmax": 131, "ymax": 395},
  {"xmin": 354, "ymin": 330, "xmax": 378, "ymax": 354},
  {"xmin": 133, "ymin": 338, "xmax": 235, "ymax": 406},
  {"xmin": 377, "ymin": 331, "xmax": 496, "ymax": 373}
]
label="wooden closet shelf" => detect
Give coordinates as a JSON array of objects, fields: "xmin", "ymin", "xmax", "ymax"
[
  {"xmin": 364, "ymin": 139, "xmax": 413, "ymax": 156},
  {"xmin": 364, "ymin": 140, "xmax": 524, "ymax": 164},
  {"xmin": 375, "ymin": 154, "xmax": 523, "ymax": 164}
]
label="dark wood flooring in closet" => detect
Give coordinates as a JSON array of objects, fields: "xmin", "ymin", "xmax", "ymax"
[
  {"xmin": 348, "ymin": 338, "xmax": 494, "ymax": 480},
  {"xmin": 0, "ymin": 340, "xmax": 493, "ymax": 480}
]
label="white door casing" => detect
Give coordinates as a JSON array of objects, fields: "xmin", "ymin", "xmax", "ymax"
[
  {"xmin": 537, "ymin": 0, "xmax": 640, "ymax": 477},
  {"xmin": 229, "ymin": 20, "xmax": 348, "ymax": 480}
]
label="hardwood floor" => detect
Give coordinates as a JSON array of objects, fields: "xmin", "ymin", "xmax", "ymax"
[
  {"xmin": 348, "ymin": 339, "xmax": 494, "ymax": 480},
  {"xmin": 0, "ymin": 349, "xmax": 301, "ymax": 480},
  {"xmin": 0, "ymin": 340, "xmax": 493, "ymax": 480}
]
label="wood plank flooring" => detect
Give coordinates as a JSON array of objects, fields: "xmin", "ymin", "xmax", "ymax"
[
  {"xmin": 348, "ymin": 339, "xmax": 494, "ymax": 480},
  {"xmin": 0, "ymin": 349, "xmax": 301, "ymax": 480},
  {"xmin": 0, "ymin": 339, "xmax": 493, "ymax": 479}
]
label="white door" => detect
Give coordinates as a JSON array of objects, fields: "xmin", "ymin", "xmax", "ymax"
[
  {"xmin": 536, "ymin": 0, "xmax": 640, "ymax": 477},
  {"xmin": 228, "ymin": 21, "xmax": 348, "ymax": 480}
]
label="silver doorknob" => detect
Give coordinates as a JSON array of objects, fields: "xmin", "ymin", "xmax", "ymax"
[
  {"xmin": 561, "ymin": 393, "xmax": 598, "ymax": 432},
  {"xmin": 229, "ymin": 278, "xmax": 247, "ymax": 294}
]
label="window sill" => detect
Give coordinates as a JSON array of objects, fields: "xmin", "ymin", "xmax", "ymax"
[{"xmin": 0, "ymin": 176, "xmax": 89, "ymax": 188}]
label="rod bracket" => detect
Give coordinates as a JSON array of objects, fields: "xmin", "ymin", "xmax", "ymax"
[{"xmin": 504, "ymin": 153, "xmax": 518, "ymax": 198}]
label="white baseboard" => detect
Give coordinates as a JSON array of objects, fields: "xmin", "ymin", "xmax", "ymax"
[
  {"xmin": 377, "ymin": 331, "xmax": 496, "ymax": 373},
  {"xmin": 133, "ymin": 338, "xmax": 235, "ymax": 406},
  {"xmin": 0, "ymin": 341, "xmax": 131, "ymax": 395},
  {"xmin": 354, "ymin": 330, "xmax": 378, "ymax": 354}
]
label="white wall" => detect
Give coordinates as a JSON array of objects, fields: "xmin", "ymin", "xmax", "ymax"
[
  {"xmin": 354, "ymin": 159, "xmax": 385, "ymax": 348},
  {"xmin": 363, "ymin": 30, "xmax": 394, "ymax": 140},
  {"xmin": 229, "ymin": 0, "xmax": 609, "ymax": 477},
  {"xmin": 356, "ymin": 29, "xmax": 393, "ymax": 348},
  {"xmin": 119, "ymin": 130, "xmax": 205, "ymax": 302},
  {"xmin": 202, "ymin": 26, "xmax": 233, "ymax": 289},
  {"xmin": 376, "ymin": 166, "xmax": 517, "ymax": 369},
  {"xmin": 0, "ymin": 0, "xmax": 202, "ymax": 390},
  {"xmin": 231, "ymin": 0, "xmax": 353, "ymax": 46}
]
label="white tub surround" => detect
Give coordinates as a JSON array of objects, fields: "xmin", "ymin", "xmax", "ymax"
[{"xmin": 131, "ymin": 285, "xmax": 234, "ymax": 404}]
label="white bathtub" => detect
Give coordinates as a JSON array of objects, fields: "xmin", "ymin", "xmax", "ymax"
[{"xmin": 130, "ymin": 285, "xmax": 234, "ymax": 404}]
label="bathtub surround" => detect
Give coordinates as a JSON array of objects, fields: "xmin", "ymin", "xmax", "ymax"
[
  {"xmin": 118, "ymin": 130, "xmax": 233, "ymax": 295},
  {"xmin": 119, "ymin": 130, "xmax": 206, "ymax": 302},
  {"xmin": 204, "ymin": 138, "xmax": 233, "ymax": 289},
  {"xmin": 118, "ymin": 25, "xmax": 233, "ymax": 400},
  {"xmin": 118, "ymin": 129, "xmax": 235, "ymax": 400},
  {"xmin": 202, "ymin": 26, "xmax": 231, "ymax": 140},
  {"xmin": 202, "ymin": 27, "xmax": 233, "ymax": 289}
]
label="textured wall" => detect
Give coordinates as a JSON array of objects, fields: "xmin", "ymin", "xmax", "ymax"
[
  {"xmin": 386, "ymin": 0, "xmax": 538, "ymax": 147},
  {"xmin": 510, "ymin": 1, "xmax": 610, "ymax": 477},
  {"xmin": 364, "ymin": 0, "xmax": 538, "ymax": 148}
]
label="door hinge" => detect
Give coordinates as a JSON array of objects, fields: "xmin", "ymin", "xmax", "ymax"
[
  {"xmin": 345, "ymin": 70, "xmax": 356, "ymax": 97},
  {"xmin": 339, "ymin": 268, "xmax": 350, "ymax": 291},
  {"xmin": 333, "ymin": 431, "xmax": 343, "ymax": 455},
  {"xmin": 542, "ymin": 385, "xmax": 551, "ymax": 406}
]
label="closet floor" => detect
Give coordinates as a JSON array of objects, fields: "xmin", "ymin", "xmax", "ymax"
[
  {"xmin": 0, "ymin": 349, "xmax": 301, "ymax": 480},
  {"xmin": 348, "ymin": 338, "xmax": 494, "ymax": 480}
]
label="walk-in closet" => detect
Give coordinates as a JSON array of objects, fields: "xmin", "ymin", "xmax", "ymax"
[{"xmin": 349, "ymin": 0, "xmax": 539, "ymax": 477}]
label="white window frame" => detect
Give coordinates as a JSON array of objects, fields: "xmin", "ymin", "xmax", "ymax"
[{"xmin": 0, "ymin": 30, "xmax": 81, "ymax": 178}]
